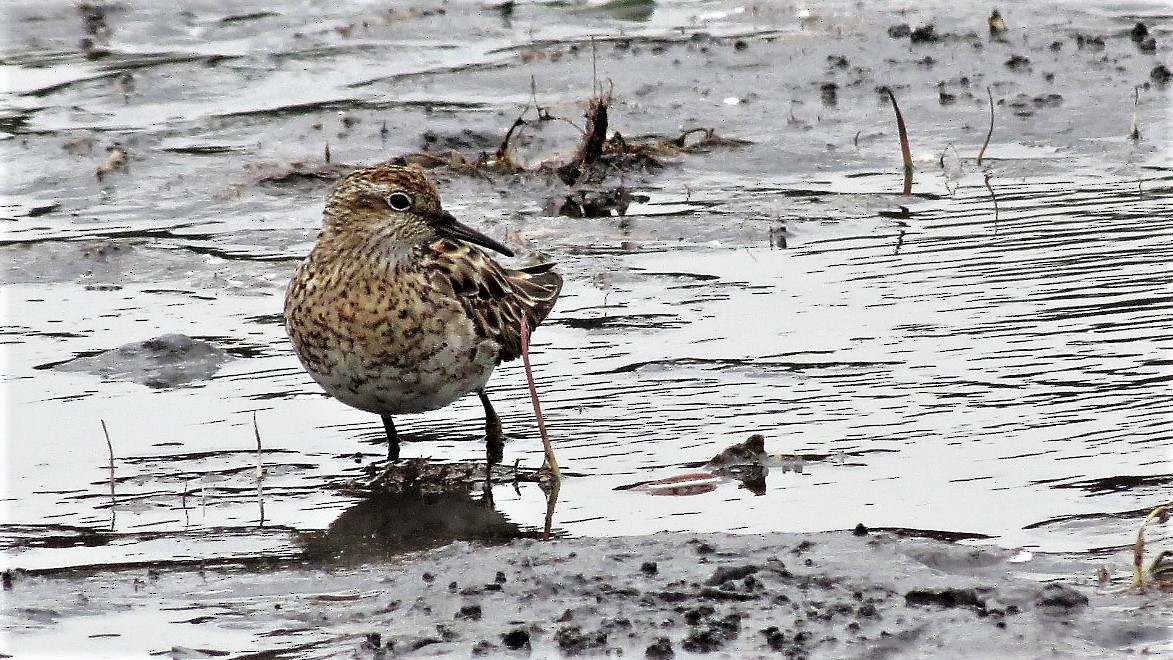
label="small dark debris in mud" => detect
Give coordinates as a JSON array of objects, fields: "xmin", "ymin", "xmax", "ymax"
[
  {"xmin": 819, "ymin": 82, "xmax": 838, "ymax": 106},
  {"xmin": 1131, "ymin": 22, "xmax": 1157, "ymax": 54},
  {"xmin": 887, "ymin": 24, "xmax": 911, "ymax": 39},
  {"xmin": 46, "ymin": 334, "xmax": 230, "ymax": 388},
  {"xmin": 456, "ymin": 604, "xmax": 483, "ymax": 621},
  {"xmin": 707, "ymin": 433, "xmax": 766, "ymax": 469},
  {"xmin": 704, "ymin": 564, "xmax": 758, "ymax": 586},
  {"xmin": 62, "ymin": 136, "xmax": 96, "ymax": 155},
  {"xmin": 251, "ymin": 160, "xmax": 355, "ymax": 186},
  {"xmin": 1151, "ymin": 64, "xmax": 1172, "ymax": 85},
  {"xmin": 1130, "ymin": 22, "xmax": 1150, "ymax": 43},
  {"xmin": 909, "ymin": 25, "xmax": 939, "ymax": 44},
  {"xmin": 988, "ymin": 9, "xmax": 1007, "ymax": 38},
  {"xmin": 645, "ymin": 637, "xmax": 675, "ymax": 659},
  {"xmin": 1004, "ymin": 54, "xmax": 1031, "ymax": 71},
  {"xmin": 500, "ymin": 628, "xmax": 531, "ymax": 651},
  {"xmin": 360, "ymin": 632, "xmax": 386, "ymax": 655},
  {"xmin": 905, "ymin": 587, "xmax": 990, "ymax": 611},
  {"xmin": 544, "ymin": 187, "xmax": 648, "ymax": 218},
  {"xmin": 616, "ymin": 433, "xmax": 775, "ymax": 497},
  {"xmin": 1032, "ymin": 93, "xmax": 1063, "ymax": 108},
  {"xmin": 95, "ymin": 146, "xmax": 128, "ymax": 181},
  {"xmin": 77, "ymin": 2, "xmax": 111, "ymax": 38},
  {"xmin": 556, "ymin": 625, "xmax": 608, "ymax": 655},
  {"xmin": 1074, "ymin": 33, "xmax": 1106, "ymax": 51},
  {"xmin": 420, "ymin": 129, "xmax": 500, "ymax": 153},
  {"xmin": 1035, "ymin": 583, "xmax": 1089, "ymax": 609}
]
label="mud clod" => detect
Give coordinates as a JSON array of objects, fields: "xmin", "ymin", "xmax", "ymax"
[
  {"xmin": 556, "ymin": 625, "xmax": 608, "ymax": 655},
  {"xmin": 705, "ymin": 564, "xmax": 759, "ymax": 586},
  {"xmin": 457, "ymin": 604, "xmax": 483, "ymax": 620},
  {"xmin": 904, "ymin": 587, "xmax": 987, "ymax": 611},
  {"xmin": 1151, "ymin": 64, "xmax": 1172, "ymax": 85},
  {"xmin": 1005, "ymin": 54, "xmax": 1031, "ymax": 70},
  {"xmin": 645, "ymin": 636, "xmax": 675, "ymax": 658},
  {"xmin": 888, "ymin": 24, "xmax": 911, "ymax": 39},
  {"xmin": 501, "ymin": 628, "xmax": 531, "ymax": 651},
  {"xmin": 1035, "ymin": 583, "xmax": 1088, "ymax": 609},
  {"xmin": 910, "ymin": 25, "xmax": 939, "ymax": 43}
]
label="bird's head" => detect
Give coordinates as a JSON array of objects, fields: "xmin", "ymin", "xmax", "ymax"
[{"xmin": 321, "ymin": 164, "xmax": 513, "ymax": 257}]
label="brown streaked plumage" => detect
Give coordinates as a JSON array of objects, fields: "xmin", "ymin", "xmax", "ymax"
[{"xmin": 284, "ymin": 164, "xmax": 562, "ymax": 464}]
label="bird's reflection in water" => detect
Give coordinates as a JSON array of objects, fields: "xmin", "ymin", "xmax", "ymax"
[{"xmin": 301, "ymin": 486, "xmax": 542, "ymax": 563}]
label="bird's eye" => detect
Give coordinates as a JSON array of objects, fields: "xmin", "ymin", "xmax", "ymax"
[{"xmin": 386, "ymin": 191, "xmax": 414, "ymax": 211}]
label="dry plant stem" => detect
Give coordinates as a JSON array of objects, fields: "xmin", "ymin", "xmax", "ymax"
[
  {"xmin": 1133, "ymin": 504, "xmax": 1170, "ymax": 586},
  {"xmin": 977, "ymin": 87, "xmax": 995, "ymax": 165},
  {"xmin": 101, "ymin": 420, "xmax": 114, "ymax": 504},
  {"xmin": 1129, "ymin": 86, "xmax": 1141, "ymax": 140},
  {"xmin": 520, "ymin": 316, "xmax": 560, "ymax": 481},
  {"xmin": 495, "ymin": 113, "xmax": 528, "ymax": 161},
  {"xmin": 253, "ymin": 413, "xmax": 265, "ymax": 527},
  {"xmin": 101, "ymin": 420, "xmax": 115, "ymax": 531},
  {"xmin": 885, "ymin": 88, "xmax": 913, "ymax": 195}
]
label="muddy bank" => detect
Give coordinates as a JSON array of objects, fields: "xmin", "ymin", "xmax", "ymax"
[{"xmin": 5, "ymin": 531, "xmax": 1169, "ymax": 658}]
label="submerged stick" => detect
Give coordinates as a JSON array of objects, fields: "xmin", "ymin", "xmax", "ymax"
[
  {"xmin": 253, "ymin": 412, "xmax": 265, "ymax": 527},
  {"xmin": 977, "ymin": 87, "xmax": 995, "ymax": 165},
  {"xmin": 520, "ymin": 316, "xmax": 560, "ymax": 481},
  {"xmin": 984, "ymin": 171, "xmax": 1000, "ymax": 228},
  {"xmin": 1129, "ymin": 86, "xmax": 1141, "ymax": 140},
  {"xmin": 884, "ymin": 88, "xmax": 913, "ymax": 195},
  {"xmin": 101, "ymin": 420, "xmax": 115, "ymax": 529}
]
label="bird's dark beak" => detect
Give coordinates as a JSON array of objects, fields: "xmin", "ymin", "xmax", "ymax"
[{"xmin": 430, "ymin": 210, "xmax": 514, "ymax": 257}]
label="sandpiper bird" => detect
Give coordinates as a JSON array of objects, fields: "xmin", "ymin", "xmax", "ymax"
[{"xmin": 284, "ymin": 164, "xmax": 562, "ymax": 464}]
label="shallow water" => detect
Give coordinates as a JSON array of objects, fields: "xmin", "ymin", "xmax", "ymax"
[{"xmin": 2, "ymin": 0, "xmax": 1171, "ymax": 584}]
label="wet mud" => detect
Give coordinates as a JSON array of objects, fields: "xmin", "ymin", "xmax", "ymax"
[
  {"xmin": 2, "ymin": 0, "xmax": 1172, "ymax": 656},
  {"xmin": 4, "ymin": 531, "xmax": 1170, "ymax": 658}
]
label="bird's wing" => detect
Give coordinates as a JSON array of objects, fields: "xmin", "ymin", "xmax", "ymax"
[{"xmin": 424, "ymin": 239, "xmax": 563, "ymax": 362}]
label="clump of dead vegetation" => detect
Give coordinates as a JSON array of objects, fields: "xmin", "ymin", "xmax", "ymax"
[
  {"xmin": 392, "ymin": 87, "xmax": 749, "ymax": 183},
  {"xmin": 252, "ymin": 85, "xmax": 749, "ymax": 217}
]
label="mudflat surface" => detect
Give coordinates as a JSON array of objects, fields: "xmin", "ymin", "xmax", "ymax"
[
  {"xmin": 5, "ymin": 531, "xmax": 1171, "ymax": 658},
  {"xmin": 2, "ymin": 0, "xmax": 1172, "ymax": 656}
]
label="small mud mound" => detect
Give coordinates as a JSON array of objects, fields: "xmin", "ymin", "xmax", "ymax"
[{"xmin": 46, "ymin": 333, "xmax": 230, "ymax": 387}]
